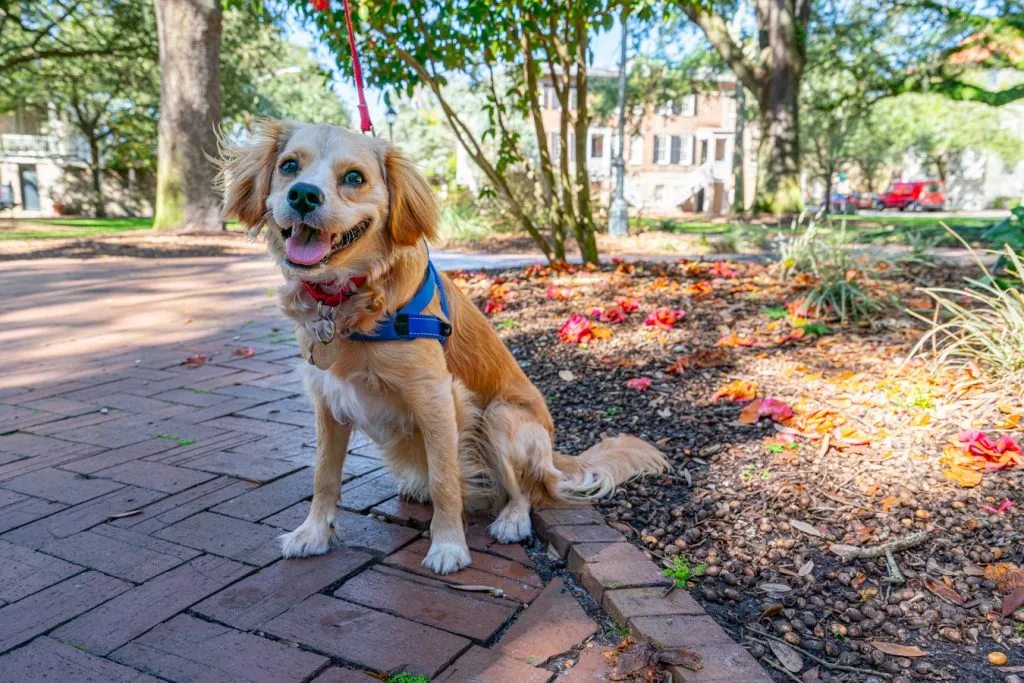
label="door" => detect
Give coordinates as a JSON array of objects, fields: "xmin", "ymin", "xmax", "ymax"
[
  {"xmin": 712, "ymin": 182, "xmax": 725, "ymax": 214},
  {"xmin": 19, "ymin": 165, "xmax": 39, "ymax": 211}
]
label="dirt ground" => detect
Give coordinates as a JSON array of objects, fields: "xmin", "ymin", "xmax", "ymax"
[{"xmin": 452, "ymin": 257, "xmax": 1024, "ymax": 683}]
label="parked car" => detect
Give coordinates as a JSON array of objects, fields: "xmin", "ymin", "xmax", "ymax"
[
  {"xmin": 879, "ymin": 181, "xmax": 945, "ymax": 211},
  {"xmin": 824, "ymin": 192, "xmax": 880, "ymax": 214}
]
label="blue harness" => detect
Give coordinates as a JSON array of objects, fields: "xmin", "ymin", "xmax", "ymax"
[{"xmin": 350, "ymin": 260, "xmax": 452, "ymax": 343}]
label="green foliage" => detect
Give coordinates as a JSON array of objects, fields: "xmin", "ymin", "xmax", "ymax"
[
  {"xmin": 662, "ymin": 555, "xmax": 706, "ymax": 589},
  {"xmin": 802, "ymin": 322, "xmax": 833, "ymax": 337},
  {"xmin": 387, "ymin": 674, "xmax": 429, "ymax": 683},
  {"xmin": 764, "ymin": 307, "xmax": 788, "ymax": 320}
]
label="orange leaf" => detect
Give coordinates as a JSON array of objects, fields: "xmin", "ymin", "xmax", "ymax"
[
  {"xmin": 712, "ymin": 379, "xmax": 759, "ymax": 403},
  {"xmin": 984, "ymin": 563, "xmax": 1024, "ymax": 594},
  {"xmin": 927, "ymin": 580, "xmax": 965, "ymax": 606},
  {"xmin": 738, "ymin": 401, "xmax": 762, "ymax": 424}
]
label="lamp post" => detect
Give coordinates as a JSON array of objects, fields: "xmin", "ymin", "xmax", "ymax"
[
  {"xmin": 608, "ymin": 12, "xmax": 629, "ymax": 237},
  {"xmin": 385, "ymin": 104, "xmax": 397, "ymax": 141}
]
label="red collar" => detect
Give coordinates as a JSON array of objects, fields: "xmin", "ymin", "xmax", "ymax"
[{"xmin": 301, "ymin": 276, "xmax": 367, "ymax": 307}]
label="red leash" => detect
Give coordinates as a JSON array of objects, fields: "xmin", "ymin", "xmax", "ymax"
[{"xmin": 312, "ymin": 0, "xmax": 373, "ymax": 134}]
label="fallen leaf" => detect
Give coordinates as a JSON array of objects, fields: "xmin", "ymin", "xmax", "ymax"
[
  {"xmin": 926, "ymin": 580, "xmax": 965, "ymax": 606},
  {"xmin": 802, "ymin": 665, "xmax": 821, "ymax": 683},
  {"xmin": 829, "ymin": 543, "xmax": 860, "ymax": 558},
  {"xmin": 798, "ymin": 560, "xmax": 814, "ymax": 577},
  {"xmin": 759, "ymin": 582, "xmax": 792, "ymax": 594},
  {"xmin": 626, "ymin": 377, "xmax": 652, "ymax": 392},
  {"xmin": 106, "ymin": 509, "xmax": 142, "ymax": 520},
  {"xmin": 232, "ymin": 346, "xmax": 255, "ymax": 357},
  {"xmin": 184, "ymin": 354, "xmax": 208, "ymax": 368},
  {"xmin": 657, "ymin": 647, "xmax": 702, "ymax": 671},
  {"xmin": 760, "ymin": 604, "xmax": 784, "ymax": 619},
  {"xmin": 985, "ymin": 563, "xmax": 1024, "ymax": 593},
  {"xmin": 711, "ymin": 379, "xmax": 759, "ymax": 403},
  {"xmin": 768, "ymin": 639, "xmax": 804, "ymax": 673},
  {"xmin": 790, "ymin": 519, "xmax": 823, "ymax": 538},
  {"xmin": 1002, "ymin": 587, "xmax": 1024, "ymax": 617},
  {"xmin": 869, "ymin": 641, "xmax": 928, "ymax": 658}
]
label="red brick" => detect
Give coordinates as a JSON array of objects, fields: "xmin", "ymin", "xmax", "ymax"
[
  {"xmin": 5, "ymin": 382, "xmax": 93, "ymax": 405},
  {"xmin": 497, "ymin": 578, "xmax": 597, "ymax": 664},
  {"xmin": 335, "ymin": 567, "xmax": 517, "ymax": 640},
  {"xmin": 0, "ymin": 450, "xmax": 25, "ymax": 466},
  {"xmin": 371, "ymin": 497, "xmax": 433, "ymax": 529},
  {"xmin": 0, "ymin": 432, "xmax": 95, "ymax": 457},
  {"xmin": 108, "ymin": 476, "xmax": 255, "ymax": 534},
  {"xmin": 2, "ymin": 467, "xmax": 123, "ymax": 504},
  {"xmin": 194, "ymin": 549, "xmax": 372, "ymax": 629},
  {"xmin": 262, "ymin": 593, "xmax": 469, "ymax": 677},
  {"xmin": 110, "ymin": 614, "xmax": 328, "ymax": 682},
  {"xmin": 0, "ymin": 405, "xmax": 63, "ymax": 432},
  {"xmin": 147, "ymin": 430, "xmax": 260, "ymax": 466},
  {"xmin": 236, "ymin": 398, "xmax": 313, "ymax": 426},
  {"xmin": 567, "ymin": 541, "xmax": 655, "ymax": 574},
  {"xmin": 547, "ymin": 524, "xmax": 625, "ymax": 558},
  {"xmin": 40, "ymin": 523, "xmax": 199, "ymax": 583},
  {"xmin": 213, "ymin": 383, "xmax": 297, "ymax": 402},
  {"xmin": 311, "ymin": 668, "xmax": 379, "ymax": 682},
  {"xmin": 152, "ymin": 388, "xmax": 228, "ymax": 407},
  {"xmin": 61, "ymin": 438, "xmax": 178, "ymax": 475},
  {"xmin": 89, "ymin": 393, "xmax": 182, "ymax": 415},
  {"xmin": 20, "ymin": 398, "xmax": 98, "ymax": 416},
  {"xmin": 532, "ymin": 507, "xmax": 604, "ymax": 537},
  {"xmin": 95, "ymin": 460, "xmax": 217, "ymax": 493},
  {"xmin": 0, "ymin": 571, "xmax": 130, "ymax": 652},
  {"xmin": 0, "ymin": 539, "xmax": 82, "ymax": 602},
  {"xmin": 666, "ymin": 642, "xmax": 773, "ymax": 683},
  {"xmin": 435, "ymin": 645, "xmax": 553, "ymax": 683},
  {"xmin": 0, "ymin": 637, "xmax": 158, "ymax": 682},
  {"xmin": 25, "ymin": 410, "xmax": 120, "ymax": 436},
  {"xmin": 556, "ymin": 644, "xmax": 617, "ymax": 683},
  {"xmin": 341, "ymin": 470, "xmax": 399, "ymax": 513},
  {"xmin": 488, "ymin": 541, "xmax": 534, "ymax": 567},
  {"xmin": 153, "ymin": 512, "xmax": 282, "ymax": 565},
  {"xmin": 578, "ymin": 561, "xmax": 669, "ymax": 602},
  {"xmin": 183, "ymin": 450, "xmax": 303, "ymax": 482},
  {"xmin": 211, "ymin": 467, "xmax": 313, "ymax": 521},
  {"xmin": 602, "ymin": 587, "xmax": 704, "ymax": 625},
  {"xmin": 44, "ymin": 422, "xmax": 151, "ymax": 449},
  {"xmin": 264, "ymin": 506, "xmax": 419, "ymax": 557},
  {"xmin": 385, "ymin": 539, "xmax": 543, "ymax": 603},
  {"xmin": 0, "ymin": 496, "xmax": 67, "ymax": 534},
  {"xmin": 630, "ymin": 614, "xmax": 735, "ymax": 649},
  {"xmin": 200, "ymin": 415, "xmax": 297, "ymax": 436},
  {"xmin": 51, "ymin": 554, "xmax": 251, "ymax": 655},
  {"xmin": 343, "ymin": 453, "xmax": 385, "ymax": 477},
  {"xmin": 2, "ymin": 486, "xmax": 166, "ymax": 549},
  {"xmin": 174, "ymin": 397, "xmax": 265, "ymax": 425}
]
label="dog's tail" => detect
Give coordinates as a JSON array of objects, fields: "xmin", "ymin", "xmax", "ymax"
[{"xmin": 549, "ymin": 435, "xmax": 669, "ymax": 501}]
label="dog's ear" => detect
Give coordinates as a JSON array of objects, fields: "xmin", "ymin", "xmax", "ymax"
[
  {"xmin": 220, "ymin": 119, "xmax": 293, "ymax": 227},
  {"xmin": 384, "ymin": 147, "xmax": 438, "ymax": 247}
]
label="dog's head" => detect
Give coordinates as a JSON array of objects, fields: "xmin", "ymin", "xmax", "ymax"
[{"xmin": 221, "ymin": 120, "xmax": 437, "ymax": 279}]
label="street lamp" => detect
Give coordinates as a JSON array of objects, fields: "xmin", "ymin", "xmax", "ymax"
[
  {"xmin": 608, "ymin": 13, "xmax": 629, "ymax": 237},
  {"xmin": 385, "ymin": 104, "xmax": 397, "ymax": 141}
]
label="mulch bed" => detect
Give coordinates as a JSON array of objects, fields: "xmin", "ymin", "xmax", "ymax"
[{"xmin": 451, "ymin": 257, "xmax": 1024, "ymax": 683}]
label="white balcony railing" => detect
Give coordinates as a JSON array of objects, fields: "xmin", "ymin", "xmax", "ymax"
[{"xmin": 0, "ymin": 134, "xmax": 90, "ymax": 162}]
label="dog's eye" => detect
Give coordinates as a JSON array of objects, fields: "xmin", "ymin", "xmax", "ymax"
[
  {"xmin": 341, "ymin": 170, "xmax": 364, "ymax": 186},
  {"xmin": 279, "ymin": 159, "xmax": 299, "ymax": 175}
]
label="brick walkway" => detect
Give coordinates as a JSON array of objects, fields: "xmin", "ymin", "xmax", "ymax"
[{"xmin": 0, "ymin": 256, "xmax": 770, "ymax": 683}]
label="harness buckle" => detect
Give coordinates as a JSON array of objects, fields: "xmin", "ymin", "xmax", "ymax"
[
  {"xmin": 440, "ymin": 321, "xmax": 453, "ymax": 337},
  {"xmin": 394, "ymin": 314, "xmax": 410, "ymax": 338}
]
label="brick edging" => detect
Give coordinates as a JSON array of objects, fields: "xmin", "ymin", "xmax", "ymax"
[{"xmin": 532, "ymin": 506, "xmax": 772, "ymax": 683}]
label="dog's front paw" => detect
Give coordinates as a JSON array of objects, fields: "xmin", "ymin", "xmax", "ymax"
[
  {"xmin": 422, "ymin": 541, "xmax": 472, "ymax": 575},
  {"xmin": 280, "ymin": 518, "xmax": 336, "ymax": 558},
  {"xmin": 489, "ymin": 509, "xmax": 532, "ymax": 544}
]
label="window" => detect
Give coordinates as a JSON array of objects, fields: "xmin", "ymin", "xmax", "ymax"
[
  {"xmin": 681, "ymin": 94, "xmax": 697, "ymax": 117},
  {"xmin": 680, "ymin": 136, "xmax": 695, "ymax": 165},
  {"xmin": 549, "ymin": 133, "xmax": 560, "ymax": 161},
  {"xmin": 670, "ymin": 136, "xmax": 681, "ymax": 165},
  {"xmin": 590, "ymin": 134, "xmax": 604, "ymax": 159},
  {"xmin": 654, "ymin": 135, "xmax": 669, "ymax": 165},
  {"xmin": 569, "ymin": 87, "xmax": 578, "ymax": 111},
  {"xmin": 629, "ymin": 136, "xmax": 643, "ymax": 165},
  {"xmin": 715, "ymin": 138, "xmax": 727, "ymax": 161},
  {"xmin": 543, "ymin": 84, "xmax": 559, "ymax": 110}
]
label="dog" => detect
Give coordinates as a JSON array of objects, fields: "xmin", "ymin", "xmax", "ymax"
[{"xmin": 220, "ymin": 120, "xmax": 669, "ymax": 574}]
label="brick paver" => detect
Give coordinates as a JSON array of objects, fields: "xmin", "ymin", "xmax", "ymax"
[{"xmin": 0, "ymin": 256, "xmax": 767, "ymax": 682}]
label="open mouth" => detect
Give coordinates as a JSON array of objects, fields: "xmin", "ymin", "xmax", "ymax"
[{"xmin": 282, "ymin": 220, "xmax": 370, "ymax": 268}]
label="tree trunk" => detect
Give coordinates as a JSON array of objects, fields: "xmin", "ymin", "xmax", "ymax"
[
  {"xmin": 88, "ymin": 138, "xmax": 106, "ymax": 218},
  {"xmin": 571, "ymin": 14, "xmax": 599, "ymax": 264},
  {"xmin": 153, "ymin": 0, "xmax": 223, "ymax": 231}
]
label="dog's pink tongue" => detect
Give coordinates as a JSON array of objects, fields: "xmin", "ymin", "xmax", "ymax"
[{"xmin": 285, "ymin": 226, "xmax": 331, "ymax": 265}]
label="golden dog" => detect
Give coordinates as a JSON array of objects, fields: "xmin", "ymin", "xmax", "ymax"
[{"xmin": 220, "ymin": 121, "xmax": 668, "ymax": 574}]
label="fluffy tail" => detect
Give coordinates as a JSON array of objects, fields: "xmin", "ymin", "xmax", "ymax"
[{"xmin": 551, "ymin": 434, "xmax": 670, "ymax": 500}]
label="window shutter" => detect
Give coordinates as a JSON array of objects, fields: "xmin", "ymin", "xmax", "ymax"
[
  {"xmin": 670, "ymin": 136, "xmax": 681, "ymax": 165},
  {"xmin": 653, "ymin": 136, "xmax": 662, "ymax": 164}
]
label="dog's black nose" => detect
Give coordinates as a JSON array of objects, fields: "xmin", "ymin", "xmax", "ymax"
[{"xmin": 287, "ymin": 182, "xmax": 324, "ymax": 218}]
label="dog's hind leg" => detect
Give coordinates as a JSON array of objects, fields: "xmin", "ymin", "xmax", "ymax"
[
  {"xmin": 482, "ymin": 402, "xmax": 556, "ymax": 543},
  {"xmin": 280, "ymin": 390, "xmax": 350, "ymax": 558}
]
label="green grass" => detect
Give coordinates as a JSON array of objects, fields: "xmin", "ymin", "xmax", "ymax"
[
  {"xmin": 1, "ymin": 217, "xmax": 154, "ymax": 240},
  {"xmin": 662, "ymin": 554, "xmax": 707, "ymax": 589},
  {"xmin": 387, "ymin": 674, "xmax": 429, "ymax": 683}
]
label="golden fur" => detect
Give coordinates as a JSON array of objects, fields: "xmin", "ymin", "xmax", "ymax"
[{"xmin": 220, "ymin": 121, "xmax": 668, "ymax": 574}]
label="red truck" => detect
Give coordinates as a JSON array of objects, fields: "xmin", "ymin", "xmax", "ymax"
[{"xmin": 879, "ymin": 181, "xmax": 946, "ymax": 211}]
